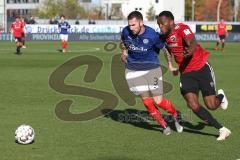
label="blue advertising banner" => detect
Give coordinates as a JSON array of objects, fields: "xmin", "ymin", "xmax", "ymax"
[
  {"xmin": 1, "ymin": 33, "xmax": 240, "ymax": 41},
  {"xmin": 24, "ymin": 24, "xmax": 196, "ymax": 34}
]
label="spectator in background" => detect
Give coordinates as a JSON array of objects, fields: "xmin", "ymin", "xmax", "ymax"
[
  {"xmin": 88, "ymin": 19, "xmax": 92, "ymax": 24},
  {"xmin": 75, "ymin": 19, "xmax": 80, "ymax": 25},
  {"xmin": 28, "ymin": 17, "xmax": 36, "ymax": 24},
  {"xmin": 88, "ymin": 19, "xmax": 96, "ymax": 24},
  {"xmin": 53, "ymin": 18, "xmax": 58, "ymax": 24},
  {"xmin": 49, "ymin": 18, "xmax": 59, "ymax": 24},
  {"xmin": 49, "ymin": 18, "xmax": 54, "ymax": 24}
]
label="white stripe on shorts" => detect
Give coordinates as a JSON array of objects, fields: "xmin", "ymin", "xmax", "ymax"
[
  {"xmin": 125, "ymin": 70, "xmax": 150, "ymax": 80},
  {"xmin": 206, "ymin": 62, "xmax": 216, "ymax": 91}
]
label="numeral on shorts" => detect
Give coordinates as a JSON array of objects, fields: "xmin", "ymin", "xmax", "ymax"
[{"xmin": 154, "ymin": 77, "xmax": 158, "ymax": 85}]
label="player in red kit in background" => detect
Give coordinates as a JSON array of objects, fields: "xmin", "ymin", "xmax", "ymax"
[
  {"xmin": 157, "ymin": 11, "xmax": 231, "ymax": 141},
  {"xmin": 214, "ymin": 19, "xmax": 228, "ymax": 52},
  {"xmin": 10, "ymin": 16, "xmax": 24, "ymax": 55}
]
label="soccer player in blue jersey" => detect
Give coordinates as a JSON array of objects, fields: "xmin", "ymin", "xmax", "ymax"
[
  {"xmin": 58, "ymin": 15, "xmax": 71, "ymax": 53},
  {"xmin": 121, "ymin": 11, "xmax": 183, "ymax": 135}
]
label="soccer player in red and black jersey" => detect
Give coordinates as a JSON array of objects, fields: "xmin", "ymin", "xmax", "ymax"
[
  {"xmin": 10, "ymin": 16, "xmax": 24, "ymax": 54},
  {"xmin": 157, "ymin": 11, "xmax": 231, "ymax": 141},
  {"xmin": 214, "ymin": 19, "xmax": 228, "ymax": 52}
]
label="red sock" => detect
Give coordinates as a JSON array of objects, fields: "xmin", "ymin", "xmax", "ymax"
[
  {"xmin": 65, "ymin": 41, "xmax": 68, "ymax": 49},
  {"xmin": 143, "ymin": 97, "xmax": 167, "ymax": 128},
  {"xmin": 157, "ymin": 98, "xmax": 177, "ymax": 118},
  {"xmin": 61, "ymin": 41, "xmax": 65, "ymax": 49},
  {"xmin": 63, "ymin": 41, "xmax": 67, "ymax": 49}
]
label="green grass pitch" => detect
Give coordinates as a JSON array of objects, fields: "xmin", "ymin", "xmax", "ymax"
[{"xmin": 0, "ymin": 41, "xmax": 239, "ymax": 160}]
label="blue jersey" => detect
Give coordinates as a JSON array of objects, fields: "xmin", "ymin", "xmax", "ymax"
[
  {"xmin": 121, "ymin": 25, "xmax": 164, "ymax": 70},
  {"xmin": 58, "ymin": 21, "xmax": 70, "ymax": 34}
]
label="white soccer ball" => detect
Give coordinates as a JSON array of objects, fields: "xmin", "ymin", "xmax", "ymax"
[{"xmin": 15, "ymin": 124, "xmax": 35, "ymax": 144}]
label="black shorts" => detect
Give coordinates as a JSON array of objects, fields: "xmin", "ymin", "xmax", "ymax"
[
  {"xmin": 14, "ymin": 37, "xmax": 23, "ymax": 42},
  {"xmin": 219, "ymin": 35, "xmax": 226, "ymax": 40},
  {"xmin": 180, "ymin": 63, "xmax": 216, "ymax": 97}
]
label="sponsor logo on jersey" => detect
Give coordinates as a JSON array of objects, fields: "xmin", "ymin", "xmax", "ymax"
[
  {"xmin": 170, "ymin": 35, "xmax": 176, "ymax": 41},
  {"xmin": 143, "ymin": 39, "xmax": 149, "ymax": 44},
  {"xmin": 129, "ymin": 45, "xmax": 148, "ymax": 51}
]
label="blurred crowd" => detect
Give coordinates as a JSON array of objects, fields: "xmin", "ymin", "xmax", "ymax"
[{"xmin": 49, "ymin": 18, "xmax": 96, "ymax": 25}]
